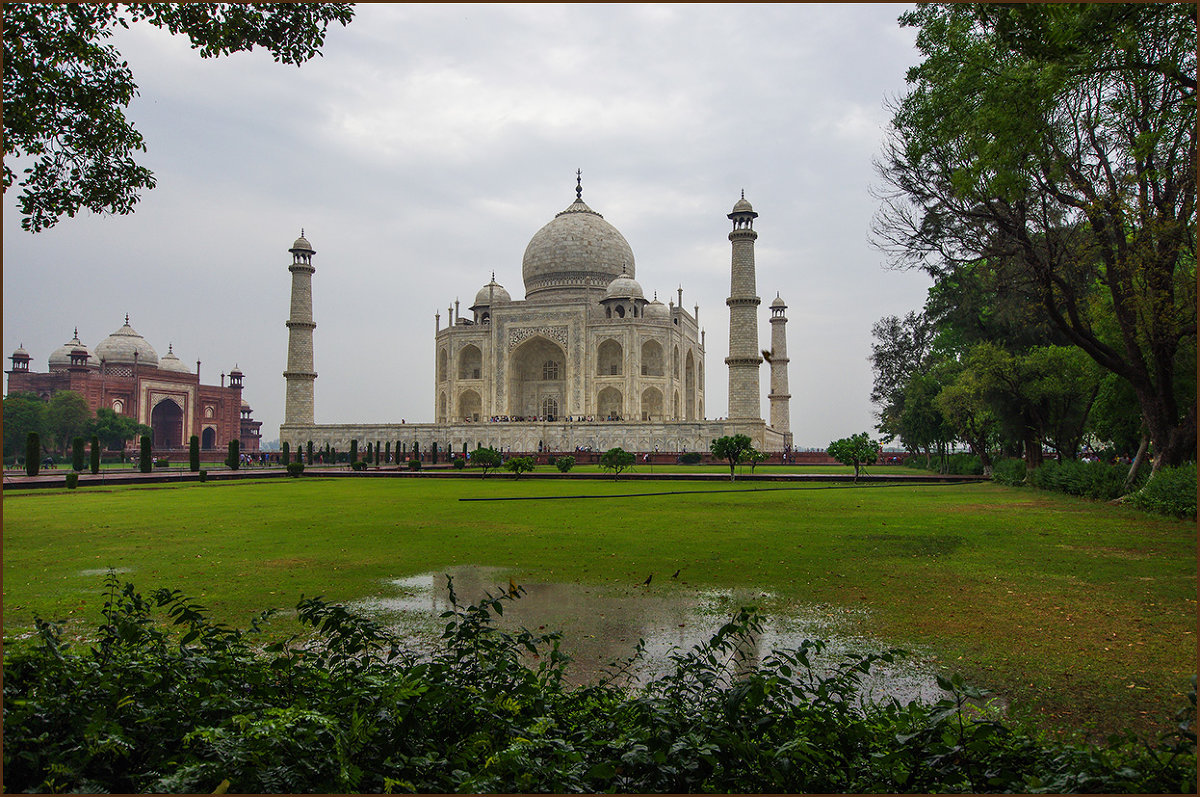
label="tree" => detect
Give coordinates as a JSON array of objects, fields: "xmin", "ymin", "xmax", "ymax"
[
  {"xmin": 828, "ymin": 433, "xmax": 879, "ymax": 483},
  {"xmin": 471, "ymin": 447, "xmax": 502, "ymax": 478},
  {"xmin": 745, "ymin": 448, "xmax": 768, "ymax": 475},
  {"xmin": 87, "ymin": 407, "xmax": 150, "ymax": 451},
  {"xmin": 869, "ymin": 312, "xmax": 939, "ymax": 440},
  {"xmin": 349, "ymin": 439, "xmax": 358, "ymax": 465},
  {"xmin": 139, "ymin": 435, "xmax": 152, "ymax": 474},
  {"xmin": 874, "ymin": 3, "xmax": 1196, "ymax": 472},
  {"xmin": 934, "ymin": 368, "xmax": 999, "ymax": 475},
  {"xmin": 226, "ymin": 439, "xmax": 239, "ymax": 471},
  {"xmin": 282, "ymin": 442, "xmax": 290, "ymax": 465},
  {"xmin": 599, "ymin": 447, "xmax": 635, "ymax": 480},
  {"xmin": 25, "ymin": 431, "xmax": 40, "ymax": 476},
  {"xmin": 90, "ymin": 435, "xmax": 101, "ymax": 474},
  {"xmin": 3, "ymin": 3, "xmax": 354, "ymax": 232},
  {"xmin": 710, "ymin": 434, "xmax": 754, "ymax": 481},
  {"xmin": 71, "ymin": 436, "xmax": 86, "ymax": 471},
  {"xmin": 504, "ymin": 456, "xmax": 535, "ymax": 479},
  {"xmin": 554, "ymin": 455, "xmax": 576, "ymax": 473},
  {"xmin": 189, "ymin": 435, "xmax": 200, "ymax": 472},
  {"xmin": 3, "ymin": 392, "xmax": 45, "ymax": 462},
  {"xmin": 45, "ymin": 391, "xmax": 92, "ymax": 456}
]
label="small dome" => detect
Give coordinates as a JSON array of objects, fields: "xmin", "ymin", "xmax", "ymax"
[
  {"xmin": 603, "ymin": 273, "xmax": 644, "ymax": 301},
  {"xmin": 732, "ymin": 196, "xmax": 754, "ymax": 214},
  {"xmin": 644, "ymin": 297, "xmax": 670, "ymax": 320},
  {"xmin": 11, "ymin": 344, "xmax": 30, "ymax": 359},
  {"xmin": 290, "ymin": 232, "xmax": 314, "ymax": 253},
  {"xmin": 472, "ymin": 276, "xmax": 511, "ymax": 309},
  {"xmin": 770, "ymin": 293, "xmax": 786, "ymax": 308},
  {"xmin": 229, "ymin": 366, "xmax": 243, "ymax": 376},
  {"xmin": 95, "ymin": 316, "xmax": 159, "ymax": 367},
  {"xmin": 48, "ymin": 329, "xmax": 96, "ymax": 371},
  {"xmin": 241, "ymin": 400, "xmax": 251, "ymax": 410},
  {"xmin": 157, "ymin": 344, "xmax": 192, "ymax": 374}
]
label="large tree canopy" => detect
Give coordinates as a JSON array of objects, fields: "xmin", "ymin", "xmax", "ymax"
[
  {"xmin": 874, "ymin": 3, "xmax": 1196, "ymax": 471},
  {"xmin": 3, "ymin": 3, "xmax": 354, "ymax": 232}
]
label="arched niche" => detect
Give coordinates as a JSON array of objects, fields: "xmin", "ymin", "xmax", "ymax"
[
  {"xmin": 641, "ymin": 339, "xmax": 664, "ymax": 376},
  {"xmin": 641, "ymin": 387, "xmax": 663, "ymax": 421},
  {"xmin": 597, "ymin": 339, "xmax": 623, "ymax": 376},
  {"xmin": 597, "ymin": 387, "xmax": 623, "ymax": 420},
  {"xmin": 508, "ymin": 336, "xmax": 566, "ymax": 418},
  {"xmin": 457, "ymin": 344, "xmax": 482, "ymax": 380}
]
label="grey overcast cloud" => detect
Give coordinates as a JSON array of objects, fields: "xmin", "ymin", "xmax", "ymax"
[{"xmin": 3, "ymin": 3, "xmax": 933, "ymax": 447}]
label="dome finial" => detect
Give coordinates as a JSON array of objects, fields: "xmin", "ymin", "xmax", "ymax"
[
  {"xmin": 125, "ymin": 313, "xmax": 130, "ymax": 325},
  {"xmin": 576, "ymin": 168, "xmax": 583, "ymax": 201},
  {"xmin": 741, "ymin": 188, "xmax": 745, "ymax": 200},
  {"xmin": 73, "ymin": 326, "xmax": 78, "ymax": 338},
  {"xmin": 301, "ymin": 227, "xmax": 305, "ymax": 238}
]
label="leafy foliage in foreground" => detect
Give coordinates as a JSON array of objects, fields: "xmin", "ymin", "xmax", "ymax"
[{"xmin": 4, "ymin": 575, "xmax": 1194, "ymax": 794}]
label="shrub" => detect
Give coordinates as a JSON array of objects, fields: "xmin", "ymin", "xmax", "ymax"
[
  {"xmin": 472, "ymin": 447, "xmax": 501, "ymax": 477},
  {"xmin": 198, "ymin": 470, "xmax": 207, "ymax": 482},
  {"xmin": 2, "ymin": 576, "xmax": 1194, "ymax": 795},
  {"xmin": 1029, "ymin": 459, "xmax": 1131, "ymax": 501},
  {"xmin": 408, "ymin": 458, "xmax": 421, "ymax": 471},
  {"xmin": 72, "ymin": 436, "xmax": 86, "ymax": 471},
  {"xmin": 155, "ymin": 458, "xmax": 170, "ymax": 468},
  {"xmin": 65, "ymin": 472, "xmax": 79, "ymax": 489},
  {"xmin": 140, "ymin": 436, "xmax": 153, "ymax": 473},
  {"xmin": 452, "ymin": 457, "xmax": 466, "ymax": 470},
  {"xmin": 25, "ymin": 432, "xmax": 39, "ymax": 476},
  {"xmin": 991, "ymin": 457, "xmax": 1027, "ymax": 486},
  {"xmin": 504, "ymin": 455, "xmax": 535, "ymax": 478},
  {"xmin": 942, "ymin": 452, "xmax": 984, "ymax": 475},
  {"xmin": 554, "ymin": 455, "xmax": 575, "ymax": 473},
  {"xmin": 349, "ymin": 439, "xmax": 358, "ymax": 464},
  {"xmin": 90, "ymin": 435, "xmax": 101, "ymax": 475},
  {"xmin": 189, "ymin": 435, "xmax": 200, "ymax": 472},
  {"xmin": 351, "ymin": 461, "xmax": 367, "ymax": 471},
  {"xmin": 282, "ymin": 441, "xmax": 290, "ymax": 464},
  {"xmin": 307, "ymin": 441, "xmax": 314, "ymax": 465},
  {"xmin": 1128, "ymin": 464, "xmax": 1197, "ymax": 519},
  {"xmin": 680, "ymin": 451, "xmax": 702, "ymax": 465},
  {"xmin": 286, "ymin": 462, "xmax": 305, "ymax": 478}
]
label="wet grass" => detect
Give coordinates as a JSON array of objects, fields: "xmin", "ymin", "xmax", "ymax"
[{"xmin": 3, "ymin": 476, "xmax": 1193, "ymax": 740}]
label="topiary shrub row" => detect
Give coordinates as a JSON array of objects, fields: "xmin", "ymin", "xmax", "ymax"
[
  {"xmin": 1128, "ymin": 464, "xmax": 1197, "ymax": 519},
  {"xmin": 351, "ymin": 461, "xmax": 367, "ymax": 471}
]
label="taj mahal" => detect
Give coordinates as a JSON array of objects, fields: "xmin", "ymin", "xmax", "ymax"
[{"xmin": 279, "ymin": 175, "xmax": 792, "ymax": 456}]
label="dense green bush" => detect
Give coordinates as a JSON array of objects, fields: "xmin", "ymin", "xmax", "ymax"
[
  {"xmin": 226, "ymin": 440, "xmax": 239, "ymax": 471},
  {"xmin": 282, "ymin": 441, "xmax": 290, "ymax": 464},
  {"xmin": 65, "ymin": 472, "xmax": 78, "ymax": 489},
  {"xmin": 942, "ymin": 452, "xmax": 984, "ymax": 475},
  {"xmin": 72, "ymin": 436, "xmax": 86, "ymax": 471},
  {"xmin": 554, "ymin": 455, "xmax": 575, "ymax": 473},
  {"xmin": 350, "ymin": 461, "xmax": 367, "ymax": 471},
  {"xmin": 1128, "ymin": 464, "xmax": 1197, "ymax": 519},
  {"xmin": 991, "ymin": 457, "xmax": 1026, "ymax": 486},
  {"xmin": 504, "ymin": 455, "xmax": 535, "ymax": 478},
  {"xmin": 25, "ymin": 432, "xmax": 40, "ymax": 476},
  {"xmin": 198, "ymin": 470, "xmax": 207, "ymax": 482},
  {"xmin": 3, "ymin": 576, "xmax": 1194, "ymax": 794},
  {"xmin": 155, "ymin": 457, "xmax": 170, "ymax": 468},
  {"xmin": 408, "ymin": 458, "xmax": 421, "ymax": 471},
  {"xmin": 680, "ymin": 451, "xmax": 702, "ymax": 465},
  {"xmin": 1029, "ymin": 459, "xmax": 1134, "ymax": 501},
  {"xmin": 452, "ymin": 457, "xmax": 466, "ymax": 470},
  {"xmin": 286, "ymin": 462, "xmax": 305, "ymax": 478}
]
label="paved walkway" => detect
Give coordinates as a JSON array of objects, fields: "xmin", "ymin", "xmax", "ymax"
[{"xmin": 3, "ymin": 466, "xmax": 987, "ymax": 490}]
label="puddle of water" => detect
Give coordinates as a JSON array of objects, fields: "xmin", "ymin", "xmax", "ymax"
[
  {"xmin": 78, "ymin": 567, "xmax": 134, "ymax": 577},
  {"xmin": 351, "ymin": 565, "xmax": 953, "ymax": 707}
]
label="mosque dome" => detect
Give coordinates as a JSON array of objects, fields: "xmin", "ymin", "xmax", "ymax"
[
  {"xmin": 48, "ymin": 329, "xmax": 96, "ymax": 371},
  {"xmin": 157, "ymin": 344, "xmax": 191, "ymax": 373},
  {"xmin": 95, "ymin": 317, "xmax": 159, "ymax": 367},
  {"xmin": 644, "ymin": 296, "xmax": 670, "ymax": 320},
  {"xmin": 770, "ymin": 293, "xmax": 786, "ymax": 308},
  {"xmin": 291, "ymin": 233, "xmax": 314, "ymax": 252},
  {"xmin": 472, "ymin": 276, "xmax": 511, "ymax": 308},
  {"xmin": 11, "ymin": 344, "xmax": 30, "ymax": 359},
  {"xmin": 732, "ymin": 196, "xmax": 754, "ymax": 214},
  {"xmin": 603, "ymin": 272, "xmax": 644, "ymax": 301},
  {"xmin": 521, "ymin": 184, "xmax": 635, "ymax": 299}
]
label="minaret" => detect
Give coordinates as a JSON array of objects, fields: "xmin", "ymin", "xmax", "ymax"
[
  {"xmin": 283, "ymin": 231, "xmax": 317, "ymax": 425},
  {"xmin": 768, "ymin": 293, "xmax": 791, "ymax": 437},
  {"xmin": 725, "ymin": 191, "xmax": 762, "ymax": 420}
]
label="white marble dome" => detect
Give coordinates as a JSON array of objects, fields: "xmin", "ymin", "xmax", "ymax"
[
  {"xmin": 473, "ymin": 277, "xmax": 511, "ymax": 308},
  {"xmin": 603, "ymin": 273, "xmax": 644, "ymax": 301},
  {"xmin": 48, "ymin": 330, "xmax": 96, "ymax": 371},
  {"xmin": 644, "ymin": 297, "xmax": 670, "ymax": 320},
  {"xmin": 522, "ymin": 196, "xmax": 635, "ymax": 299},
  {"xmin": 291, "ymin": 234, "xmax": 314, "ymax": 252},
  {"xmin": 157, "ymin": 344, "xmax": 191, "ymax": 373},
  {"xmin": 95, "ymin": 317, "xmax": 159, "ymax": 367}
]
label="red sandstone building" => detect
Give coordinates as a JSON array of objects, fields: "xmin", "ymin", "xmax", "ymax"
[{"xmin": 7, "ymin": 317, "xmax": 260, "ymax": 454}]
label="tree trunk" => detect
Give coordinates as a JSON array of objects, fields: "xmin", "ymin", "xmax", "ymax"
[{"xmin": 1125, "ymin": 434, "xmax": 1149, "ymax": 491}]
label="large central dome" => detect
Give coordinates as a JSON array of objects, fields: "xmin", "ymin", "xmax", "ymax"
[{"xmin": 521, "ymin": 193, "xmax": 635, "ymax": 300}]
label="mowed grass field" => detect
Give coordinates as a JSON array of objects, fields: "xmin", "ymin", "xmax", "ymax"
[{"xmin": 3, "ymin": 475, "xmax": 1194, "ymax": 740}]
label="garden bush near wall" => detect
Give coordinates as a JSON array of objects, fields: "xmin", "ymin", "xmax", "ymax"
[
  {"xmin": 680, "ymin": 451, "xmax": 702, "ymax": 465},
  {"xmin": 1128, "ymin": 464, "xmax": 1197, "ymax": 520},
  {"xmin": 1029, "ymin": 459, "xmax": 1141, "ymax": 501},
  {"xmin": 2, "ymin": 576, "xmax": 1194, "ymax": 794}
]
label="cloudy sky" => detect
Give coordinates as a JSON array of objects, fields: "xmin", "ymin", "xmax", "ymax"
[{"xmin": 3, "ymin": 3, "xmax": 934, "ymax": 447}]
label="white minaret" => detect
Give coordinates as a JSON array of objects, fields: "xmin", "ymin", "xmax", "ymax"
[
  {"xmin": 725, "ymin": 192, "xmax": 762, "ymax": 420},
  {"xmin": 283, "ymin": 231, "xmax": 317, "ymax": 426},
  {"xmin": 768, "ymin": 293, "xmax": 791, "ymax": 440}
]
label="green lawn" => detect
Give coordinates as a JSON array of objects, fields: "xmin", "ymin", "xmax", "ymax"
[{"xmin": 3, "ymin": 476, "xmax": 1193, "ymax": 739}]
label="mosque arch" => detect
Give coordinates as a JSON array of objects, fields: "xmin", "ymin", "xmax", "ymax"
[
  {"xmin": 150, "ymin": 397, "xmax": 184, "ymax": 449},
  {"xmin": 458, "ymin": 389, "xmax": 481, "ymax": 422},
  {"xmin": 641, "ymin": 339, "xmax": 664, "ymax": 376},
  {"xmin": 641, "ymin": 387, "xmax": 663, "ymax": 421},
  {"xmin": 457, "ymin": 344, "xmax": 482, "ymax": 380},
  {"xmin": 201, "ymin": 426, "xmax": 217, "ymax": 450},
  {"xmin": 437, "ymin": 348, "xmax": 448, "ymax": 382},
  {"xmin": 597, "ymin": 339, "xmax": 623, "ymax": 376},
  {"xmin": 597, "ymin": 387, "xmax": 623, "ymax": 420},
  {"xmin": 685, "ymin": 350, "xmax": 696, "ymax": 420},
  {"xmin": 509, "ymin": 336, "xmax": 566, "ymax": 418}
]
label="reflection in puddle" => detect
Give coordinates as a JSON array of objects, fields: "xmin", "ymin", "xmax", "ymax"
[{"xmin": 352, "ymin": 565, "xmax": 951, "ymax": 706}]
